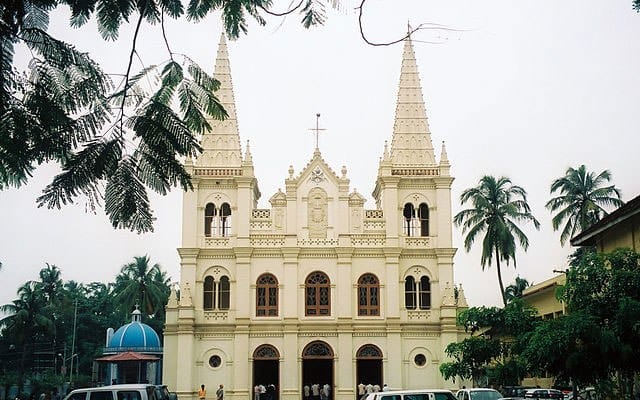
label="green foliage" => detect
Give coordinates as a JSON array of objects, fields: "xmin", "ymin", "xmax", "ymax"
[
  {"xmin": 487, "ymin": 358, "xmax": 528, "ymax": 387},
  {"xmin": 440, "ymin": 336, "xmax": 502, "ymax": 385},
  {"xmin": 504, "ymin": 276, "xmax": 530, "ymax": 303},
  {"xmin": 524, "ymin": 249, "xmax": 640, "ymax": 397},
  {"xmin": 444, "ymin": 300, "xmax": 538, "ymax": 387},
  {"xmin": 1, "ymin": 0, "xmax": 335, "ymax": 233},
  {"xmin": 458, "ymin": 299, "xmax": 537, "ymax": 338},
  {"xmin": 454, "ymin": 175, "xmax": 540, "ymax": 305},
  {"xmin": 546, "ymin": 165, "xmax": 624, "ymax": 245},
  {"xmin": 113, "ymin": 255, "xmax": 171, "ymax": 317}
]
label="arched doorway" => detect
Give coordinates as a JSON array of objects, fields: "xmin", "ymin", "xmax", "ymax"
[
  {"xmin": 253, "ymin": 345, "xmax": 280, "ymax": 399},
  {"xmin": 356, "ymin": 345, "xmax": 383, "ymax": 391},
  {"xmin": 302, "ymin": 341, "xmax": 334, "ymax": 400}
]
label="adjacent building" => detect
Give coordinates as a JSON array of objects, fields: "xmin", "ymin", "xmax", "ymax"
[
  {"xmin": 162, "ymin": 35, "xmax": 468, "ymax": 400},
  {"xmin": 570, "ymin": 194, "xmax": 640, "ymax": 251}
]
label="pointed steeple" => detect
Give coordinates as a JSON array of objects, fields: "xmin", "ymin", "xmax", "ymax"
[
  {"xmin": 196, "ymin": 33, "xmax": 243, "ymax": 168},
  {"xmin": 389, "ymin": 36, "xmax": 436, "ymax": 166},
  {"xmin": 243, "ymin": 139, "xmax": 253, "ymax": 165},
  {"xmin": 439, "ymin": 141, "xmax": 449, "ymax": 165}
]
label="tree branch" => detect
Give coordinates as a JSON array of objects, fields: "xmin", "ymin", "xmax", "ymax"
[
  {"xmin": 161, "ymin": 11, "xmax": 174, "ymax": 61},
  {"xmin": 258, "ymin": 0, "xmax": 305, "ymax": 17},
  {"xmin": 118, "ymin": 1, "xmax": 148, "ymax": 140},
  {"xmin": 356, "ymin": 0, "xmax": 463, "ymax": 46}
]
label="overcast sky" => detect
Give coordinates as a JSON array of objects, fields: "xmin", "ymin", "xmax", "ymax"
[{"xmin": 1, "ymin": 1, "xmax": 639, "ymax": 308}]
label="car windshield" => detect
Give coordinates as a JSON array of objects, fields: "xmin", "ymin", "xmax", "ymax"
[{"xmin": 469, "ymin": 391, "xmax": 501, "ymax": 400}]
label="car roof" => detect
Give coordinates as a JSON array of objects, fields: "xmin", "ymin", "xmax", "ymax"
[
  {"xmin": 372, "ymin": 389, "xmax": 454, "ymax": 394},
  {"xmin": 70, "ymin": 384, "xmax": 155, "ymax": 392}
]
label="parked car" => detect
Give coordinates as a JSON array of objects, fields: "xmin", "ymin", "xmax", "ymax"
[
  {"xmin": 563, "ymin": 387, "xmax": 598, "ymax": 400},
  {"xmin": 154, "ymin": 385, "xmax": 177, "ymax": 400},
  {"xmin": 501, "ymin": 386, "xmax": 534, "ymax": 398},
  {"xmin": 523, "ymin": 389, "xmax": 563, "ymax": 399},
  {"xmin": 455, "ymin": 388, "xmax": 503, "ymax": 400},
  {"xmin": 64, "ymin": 384, "xmax": 160, "ymax": 400},
  {"xmin": 364, "ymin": 389, "xmax": 457, "ymax": 400}
]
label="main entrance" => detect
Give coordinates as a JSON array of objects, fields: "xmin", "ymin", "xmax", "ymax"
[
  {"xmin": 356, "ymin": 345, "xmax": 383, "ymax": 390},
  {"xmin": 302, "ymin": 341, "xmax": 334, "ymax": 399},
  {"xmin": 253, "ymin": 345, "xmax": 280, "ymax": 398}
]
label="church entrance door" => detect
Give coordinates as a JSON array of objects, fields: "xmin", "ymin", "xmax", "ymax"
[
  {"xmin": 302, "ymin": 341, "xmax": 334, "ymax": 400},
  {"xmin": 356, "ymin": 345, "xmax": 383, "ymax": 392},
  {"xmin": 253, "ymin": 345, "xmax": 280, "ymax": 400}
]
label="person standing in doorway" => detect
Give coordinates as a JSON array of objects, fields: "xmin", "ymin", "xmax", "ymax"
[
  {"xmin": 322, "ymin": 384, "xmax": 330, "ymax": 400},
  {"xmin": 198, "ymin": 385, "xmax": 206, "ymax": 400},
  {"xmin": 311, "ymin": 383, "xmax": 320, "ymax": 400},
  {"xmin": 216, "ymin": 385, "xmax": 224, "ymax": 400},
  {"xmin": 357, "ymin": 383, "xmax": 365, "ymax": 400},
  {"xmin": 303, "ymin": 384, "xmax": 310, "ymax": 400}
]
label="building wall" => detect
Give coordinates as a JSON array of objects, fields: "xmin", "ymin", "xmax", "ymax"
[
  {"xmin": 597, "ymin": 213, "xmax": 640, "ymax": 253},
  {"xmin": 522, "ymin": 276, "xmax": 566, "ymax": 320}
]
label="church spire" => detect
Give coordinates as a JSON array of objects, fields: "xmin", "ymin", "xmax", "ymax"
[
  {"xmin": 196, "ymin": 33, "xmax": 243, "ymax": 168},
  {"xmin": 389, "ymin": 36, "xmax": 436, "ymax": 166}
]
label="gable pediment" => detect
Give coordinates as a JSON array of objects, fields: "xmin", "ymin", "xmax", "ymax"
[{"xmin": 288, "ymin": 149, "xmax": 346, "ymax": 192}]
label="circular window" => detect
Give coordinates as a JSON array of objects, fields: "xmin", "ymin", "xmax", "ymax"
[
  {"xmin": 209, "ymin": 355, "xmax": 222, "ymax": 368},
  {"xmin": 414, "ymin": 354, "xmax": 426, "ymax": 367}
]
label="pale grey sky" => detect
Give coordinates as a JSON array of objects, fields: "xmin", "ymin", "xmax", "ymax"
[{"xmin": 1, "ymin": 1, "xmax": 639, "ymax": 307}]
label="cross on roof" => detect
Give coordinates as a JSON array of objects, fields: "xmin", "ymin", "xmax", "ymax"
[{"xmin": 309, "ymin": 113, "xmax": 326, "ymax": 150}]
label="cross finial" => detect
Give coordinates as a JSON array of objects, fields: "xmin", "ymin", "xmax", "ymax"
[{"xmin": 309, "ymin": 113, "xmax": 326, "ymax": 150}]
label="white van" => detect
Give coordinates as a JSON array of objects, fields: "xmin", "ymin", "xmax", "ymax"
[
  {"xmin": 63, "ymin": 384, "xmax": 160, "ymax": 400},
  {"xmin": 364, "ymin": 389, "xmax": 457, "ymax": 400}
]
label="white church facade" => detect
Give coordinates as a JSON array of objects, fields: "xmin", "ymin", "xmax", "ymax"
[{"xmin": 162, "ymin": 35, "xmax": 469, "ymax": 400}]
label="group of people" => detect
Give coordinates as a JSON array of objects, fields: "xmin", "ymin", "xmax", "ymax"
[
  {"xmin": 357, "ymin": 383, "xmax": 389, "ymax": 400},
  {"xmin": 302, "ymin": 383, "xmax": 331, "ymax": 400},
  {"xmin": 198, "ymin": 384, "xmax": 224, "ymax": 400},
  {"xmin": 254, "ymin": 383, "xmax": 277, "ymax": 400}
]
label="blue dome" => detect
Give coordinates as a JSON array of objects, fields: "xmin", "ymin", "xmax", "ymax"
[{"xmin": 108, "ymin": 310, "xmax": 161, "ymax": 350}]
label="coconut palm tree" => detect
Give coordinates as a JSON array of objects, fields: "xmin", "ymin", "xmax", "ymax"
[
  {"xmin": 38, "ymin": 263, "xmax": 63, "ymax": 304},
  {"xmin": 0, "ymin": 281, "xmax": 54, "ymax": 392},
  {"xmin": 454, "ymin": 176, "xmax": 540, "ymax": 306},
  {"xmin": 546, "ymin": 165, "xmax": 624, "ymax": 245},
  {"xmin": 113, "ymin": 255, "xmax": 170, "ymax": 317},
  {"xmin": 504, "ymin": 276, "xmax": 531, "ymax": 303}
]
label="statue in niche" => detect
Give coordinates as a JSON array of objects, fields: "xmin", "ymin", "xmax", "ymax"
[
  {"xmin": 274, "ymin": 208, "xmax": 284, "ymax": 229},
  {"xmin": 308, "ymin": 188, "xmax": 328, "ymax": 239},
  {"xmin": 352, "ymin": 208, "xmax": 362, "ymax": 231}
]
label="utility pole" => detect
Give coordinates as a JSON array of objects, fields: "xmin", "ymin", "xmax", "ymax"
[{"xmin": 69, "ymin": 298, "xmax": 78, "ymax": 388}]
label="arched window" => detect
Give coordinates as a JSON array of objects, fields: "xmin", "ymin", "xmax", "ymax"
[
  {"xmin": 218, "ymin": 276, "xmax": 230, "ymax": 310},
  {"xmin": 356, "ymin": 344, "xmax": 383, "ymax": 359},
  {"xmin": 256, "ymin": 274, "xmax": 278, "ymax": 316},
  {"xmin": 220, "ymin": 203, "xmax": 232, "ymax": 237},
  {"xmin": 253, "ymin": 344, "xmax": 280, "ymax": 360},
  {"xmin": 405, "ymin": 276, "xmax": 417, "ymax": 310},
  {"xmin": 205, "ymin": 203, "xmax": 216, "ymax": 237},
  {"xmin": 357, "ymin": 274, "xmax": 380, "ymax": 316},
  {"xmin": 204, "ymin": 276, "xmax": 215, "ymax": 310},
  {"xmin": 419, "ymin": 276, "xmax": 431, "ymax": 309},
  {"xmin": 403, "ymin": 203, "xmax": 416, "ymax": 236},
  {"xmin": 418, "ymin": 203, "xmax": 429, "ymax": 236},
  {"xmin": 305, "ymin": 272, "xmax": 330, "ymax": 316}
]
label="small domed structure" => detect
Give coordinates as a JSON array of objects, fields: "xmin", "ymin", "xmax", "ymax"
[
  {"xmin": 108, "ymin": 309, "xmax": 161, "ymax": 349},
  {"xmin": 98, "ymin": 306, "xmax": 163, "ymax": 385}
]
